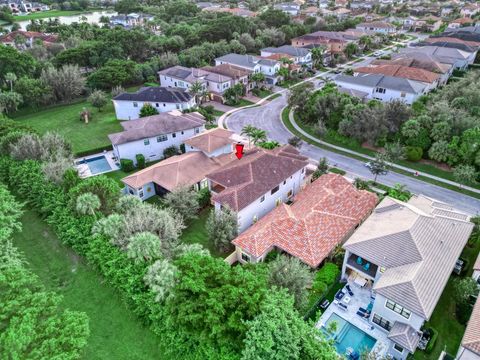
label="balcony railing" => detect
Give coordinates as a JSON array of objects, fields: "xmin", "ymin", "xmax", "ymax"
[{"xmin": 346, "ymin": 253, "xmax": 378, "ymax": 279}]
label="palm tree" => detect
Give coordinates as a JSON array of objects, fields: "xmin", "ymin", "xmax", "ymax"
[
  {"xmin": 75, "ymin": 192, "xmax": 101, "ymax": 217},
  {"xmin": 199, "ymin": 89, "xmax": 209, "ymax": 104},
  {"xmin": 241, "ymin": 124, "xmax": 256, "ymax": 146},
  {"xmin": 188, "ymin": 81, "xmax": 204, "ymax": 105},
  {"xmin": 251, "ymin": 128, "xmax": 267, "ymax": 145},
  {"xmin": 277, "ymin": 67, "xmax": 290, "ymax": 83},
  {"xmin": 359, "ymin": 35, "xmax": 373, "ymax": 51},
  {"xmin": 311, "ymin": 46, "xmax": 325, "ymax": 69},
  {"xmin": 127, "ymin": 232, "xmax": 163, "ymax": 264},
  {"xmin": 4, "ymin": 73, "xmax": 17, "ymax": 92},
  {"xmin": 344, "ymin": 43, "xmax": 358, "ymax": 60},
  {"xmin": 251, "ymin": 73, "xmax": 266, "ymax": 89}
]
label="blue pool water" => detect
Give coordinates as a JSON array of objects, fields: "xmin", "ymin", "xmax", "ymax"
[
  {"xmin": 323, "ymin": 313, "xmax": 376, "ymax": 357},
  {"xmin": 77, "ymin": 156, "xmax": 112, "ymax": 175}
]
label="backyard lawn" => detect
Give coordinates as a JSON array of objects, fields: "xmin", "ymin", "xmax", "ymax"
[
  {"xmin": 12, "ymin": 100, "xmax": 123, "ymax": 155},
  {"xmin": 12, "ymin": 211, "xmax": 164, "ymax": 360}
]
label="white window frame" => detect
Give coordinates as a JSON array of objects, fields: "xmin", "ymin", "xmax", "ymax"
[
  {"xmin": 385, "ymin": 299, "xmax": 411, "ymax": 319},
  {"xmin": 260, "ymin": 195, "xmax": 265, "ymax": 202},
  {"xmin": 393, "ymin": 344, "xmax": 404, "ymax": 353},
  {"xmin": 157, "ymin": 134, "xmax": 167, "ymax": 142},
  {"xmin": 241, "ymin": 252, "xmax": 251, "ymax": 262},
  {"xmin": 144, "ymin": 139, "xmax": 150, "ymax": 146}
]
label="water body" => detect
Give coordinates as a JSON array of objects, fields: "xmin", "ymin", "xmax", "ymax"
[{"xmin": 14, "ymin": 10, "xmax": 117, "ymax": 30}]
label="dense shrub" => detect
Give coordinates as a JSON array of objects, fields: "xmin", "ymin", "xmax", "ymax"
[
  {"xmin": 163, "ymin": 145, "xmax": 179, "ymax": 159},
  {"xmin": 406, "ymin": 146, "xmax": 423, "ymax": 162},
  {"xmin": 197, "ymin": 188, "xmax": 211, "ymax": 208},
  {"xmin": 120, "ymin": 158, "xmax": 134, "ymax": 172},
  {"xmin": 136, "ymin": 154, "xmax": 145, "ymax": 169},
  {"xmin": 310, "ymin": 263, "xmax": 340, "ymax": 298},
  {"xmin": 425, "ymin": 327, "xmax": 438, "ymax": 353}
]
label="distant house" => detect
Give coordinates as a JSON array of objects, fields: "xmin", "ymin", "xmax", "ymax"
[
  {"xmin": 112, "ymin": 87, "xmax": 195, "ymax": 120},
  {"xmin": 207, "ymin": 145, "xmax": 309, "ymax": 233},
  {"xmin": 404, "ymin": 15, "xmax": 443, "ymax": 32},
  {"xmin": 461, "ymin": 3, "xmax": 480, "ymax": 18},
  {"xmin": 334, "ymin": 73, "xmax": 428, "ymax": 104},
  {"xmin": 0, "ymin": 30, "xmax": 58, "ymax": 49},
  {"xmin": 291, "ymin": 31, "xmax": 349, "ymax": 56},
  {"xmin": 400, "ymin": 45, "xmax": 476, "ymax": 69},
  {"xmin": 356, "ymin": 21, "xmax": 397, "ymax": 34},
  {"xmin": 121, "ymin": 128, "xmax": 237, "ymax": 200},
  {"xmin": 202, "ymin": 6, "xmax": 256, "ymax": 17},
  {"xmin": 457, "ymin": 296, "xmax": 480, "ymax": 359},
  {"xmin": 473, "ymin": 253, "xmax": 480, "ymax": 285},
  {"xmin": 109, "ymin": 13, "xmax": 154, "ymax": 28},
  {"xmin": 108, "ymin": 111, "xmax": 205, "ymax": 165},
  {"xmin": 260, "ymin": 45, "xmax": 312, "ymax": 66},
  {"xmin": 201, "ymin": 64, "xmax": 252, "ymax": 94},
  {"xmin": 301, "ymin": 6, "xmax": 320, "ymax": 17},
  {"xmin": 273, "ymin": 2, "xmax": 301, "ymax": 16},
  {"xmin": 342, "ymin": 195, "xmax": 473, "ymax": 359},
  {"xmin": 215, "ymin": 53, "xmax": 281, "ymax": 85},
  {"xmin": 448, "ymin": 17, "xmax": 475, "ymax": 29},
  {"xmin": 232, "ymin": 173, "xmax": 377, "ymax": 266},
  {"xmin": 353, "ymin": 64, "xmax": 441, "ymax": 91}
]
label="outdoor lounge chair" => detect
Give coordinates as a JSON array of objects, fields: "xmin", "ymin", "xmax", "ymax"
[
  {"xmin": 334, "ymin": 289, "xmax": 345, "ymax": 301},
  {"xmin": 338, "ymin": 302, "xmax": 348, "ymax": 310},
  {"xmin": 356, "ymin": 256, "xmax": 363, "ymax": 265},
  {"xmin": 345, "ymin": 284, "xmax": 354, "ymax": 296},
  {"xmin": 320, "ymin": 299, "xmax": 330, "ymax": 309},
  {"xmin": 363, "ymin": 262, "xmax": 370, "ymax": 271}
]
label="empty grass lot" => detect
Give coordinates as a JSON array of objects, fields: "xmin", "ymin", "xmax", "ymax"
[
  {"xmin": 12, "ymin": 210, "xmax": 164, "ymax": 360},
  {"xmin": 12, "ymin": 101, "xmax": 123, "ymax": 155}
]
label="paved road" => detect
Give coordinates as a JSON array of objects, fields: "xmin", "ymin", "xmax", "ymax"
[{"xmin": 225, "ymin": 93, "xmax": 480, "ymax": 215}]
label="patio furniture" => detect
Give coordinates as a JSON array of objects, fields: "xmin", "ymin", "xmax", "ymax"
[
  {"xmin": 334, "ymin": 289, "xmax": 345, "ymax": 301},
  {"xmin": 354, "ymin": 276, "xmax": 367, "ymax": 287},
  {"xmin": 320, "ymin": 299, "xmax": 330, "ymax": 310},
  {"xmin": 338, "ymin": 302, "xmax": 348, "ymax": 311},
  {"xmin": 366, "ymin": 302, "xmax": 373, "ymax": 313},
  {"xmin": 343, "ymin": 296, "xmax": 351, "ymax": 304},
  {"xmin": 363, "ymin": 262, "xmax": 370, "ymax": 271},
  {"xmin": 356, "ymin": 256, "xmax": 363, "ymax": 265},
  {"xmin": 345, "ymin": 284, "xmax": 354, "ymax": 296}
]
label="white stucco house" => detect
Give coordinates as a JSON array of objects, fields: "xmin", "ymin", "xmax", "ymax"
[
  {"xmin": 260, "ymin": 45, "xmax": 312, "ymax": 67},
  {"xmin": 342, "ymin": 195, "xmax": 473, "ymax": 359},
  {"xmin": 400, "ymin": 46, "xmax": 476, "ymax": 70},
  {"xmin": 112, "ymin": 87, "xmax": 196, "ymax": 120},
  {"xmin": 334, "ymin": 73, "xmax": 428, "ymax": 104},
  {"xmin": 356, "ymin": 21, "xmax": 397, "ymax": 35},
  {"xmin": 215, "ymin": 53, "xmax": 281, "ymax": 85},
  {"xmin": 207, "ymin": 145, "xmax": 309, "ymax": 233},
  {"xmin": 108, "ymin": 111, "xmax": 205, "ymax": 165},
  {"xmin": 457, "ymin": 296, "xmax": 480, "ymax": 360}
]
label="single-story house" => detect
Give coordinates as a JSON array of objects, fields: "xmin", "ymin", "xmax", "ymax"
[
  {"xmin": 334, "ymin": 73, "xmax": 428, "ymax": 104},
  {"xmin": 112, "ymin": 87, "xmax": 196, "ymax": 120},
  {"xmin": 342, "ymin": 195, "xmax": 474, "ymax": 359},
  {"xmin": 207, "ymin": 145, "xmax": 309, "ymax": 233},
  {"xmin": 232, "ymin": 173, "xmax": 377, "ymax": 266},
  {"xmin": 108, "ymin": 111, "xmax": 205, "ymax": 165}
]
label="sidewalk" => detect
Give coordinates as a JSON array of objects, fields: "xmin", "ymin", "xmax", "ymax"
[{"xmin": 287, "ymin": 108, "xmax": 480, "ymax": 195}]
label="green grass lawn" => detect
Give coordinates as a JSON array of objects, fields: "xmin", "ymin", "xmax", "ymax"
[
  {"xmin": 180, "ymin": 207, "xmax": 225, "ymax": 258},
  {"xmin": 414, "ymin": 238, "xmax": 480, "ymax": 359},
  {"xmin": 13, "ymin": 101, "xmax": 123, "ymax": 156},
  {"xmin": 233, "ymin": 98, "xmax": 255, "ymax": 108},
  {"xmin": 14, "ymin": 9, "xmax": 93, "ymax": 21},
  {"xmin": 11, "ymin": 210, "xmax": 164, "ymax": 360},
  {"xmin": 252, "ymin": 89, "xmax": 273, "ymax": 98}
]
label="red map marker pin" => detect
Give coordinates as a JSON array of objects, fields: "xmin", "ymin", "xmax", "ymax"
[{"xmin": 235, "ymin": 143, "xmax": 244, "ymax": 160}]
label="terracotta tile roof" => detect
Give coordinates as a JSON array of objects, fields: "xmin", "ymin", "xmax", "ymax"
[
  {"xmin": 183, "ymin": 128, "xmax": 235, "ymax": 153},
  {"xmin": 374, "ymin": 56, "xmax": 451, "ymax": 74},
  {"xmin": 0, "ymin": 30, "xmax": 58, "ymax": 43},
  {"xmin": 122, "ymin": 151, "xmax": 235, "ymax": 191},
  {"xmin": 207, "ymin": 145, "xmax": 308, "ymax": 212},
  {"xmin": 355, "ymin": 64, "xmax": 440, "ymax": 83},
  {"xmin": 452, "ymin": 17, "xmax": 475, "ymax": 25},
  {"xmin": 232, "ymin": 174, "xmax": 377, "ymax": 267},
  {"xmin": 462, "ymin": 296, "xmax": 480, "ymax": 356}
]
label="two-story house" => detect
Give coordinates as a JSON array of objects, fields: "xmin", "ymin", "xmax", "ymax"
[
  {"xmin": 112, "ymin": 87, "xmax": 196, "ymax": 120},
  {"xmin": 341, "ymin": 196, "xmax": 473, "ymax": 359},
  {"xmin": 231, "ymin": 173, "xmax": 377, "ymax": 265},
  {"xmin": 334, "ymin": 73, "xmax": 428, "ymax": 104},
  {"xmin": 400, "ymin": 45, "xmax": 476, "ymax": 69},
  {"xmin": 260, "ymin": 45, "xmax": 313, "ymax": 67},
  {"xmin": 215, "ymin": 53, "xmax": 281, "ymax": 85},
  {"xmin": 207, "ymin": 145, "xmax": 309, "ymax": 233},
  {"xmin": 108, "ymin": 111, "xmax": 205, "ymax": 165},
  {"xmin": 356, "ymin": 21, "xmax": 397, "ymax": 35}
]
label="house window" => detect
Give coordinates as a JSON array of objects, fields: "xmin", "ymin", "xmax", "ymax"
[
  {"xmin": 260, "ymin": 195, "xmax": 265, "ymax": 202},
  {"xmin": 271, "ymin": 185, "xmax": 279, "ymax": 195},
  {"xmin": 283, "ymin": 180, "xmax": 286, "ymax": 185},
  {"xmin": 393, "ymin": 344, "xmax": 404, "ymax": 353},
  {"xmin": 287, "ymin": 189, "xmax": 293, "ymax": 198},
  {"xmin": 400, "ymin": 92, "xmax": 406, "ymax": 98},
  {"xmin": 176, "ymin": 104, "xmax": 180, "ymax": 109},
  {"xmin": 172, "ymin": 133, "xmax": 176, "ymax": 138},
  {"xmin": 133, "ymin": 102, "xmax": 138, "ymax": 107},
  {"xmin": 128, "ymin": 187, "xmax": 134, "ymax": 195},
  {"xmin": 181, "ymin": 131, "xmax": 184, "ymax": 135},
  {"xmin": 385, "ymin": 300, "xmax": 411, "ymax": 319},
  {"xmin": 253, "ymin": 215, "xmax": 258, "ymax": 223},
  {"xmin": 144, "ymin": 139, "xmax": 150, "ymax": 146},
  {"xmin": 372, "ymin": 313, "xmax": 392, "ymax": 331},
  {"xmin": 138, "ymin": 188, "xmax": 144, "ymax": 198},
  {"xmin": 375, "ymin": 87, "xmax": 386, "ymax": 94},
  {"xmin": 157, "ymin": 135, "xmax": 167, "ymax": 142},
  {"xmin": 301, "ymin": 168, "xmax": 305, "ymax": 173},
  {"xmin": 195, "ymin": 127, "xmax": 200, "ymax": 134},
  {"xmin": 155, "ymin": 103, "xmax": 159, "ymax": 107},
  {"xmin": 241, "ymin": 252, "xmax": 251, "ymax": 262}
]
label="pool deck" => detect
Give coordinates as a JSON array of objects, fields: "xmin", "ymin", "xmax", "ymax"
[
  {"xmin": 75, "ymin": 151, "xmax": 119, "ymax": 178},
  {"xmin": 316, "ymin": 280, "xmax": 389, "ymax": 357}
]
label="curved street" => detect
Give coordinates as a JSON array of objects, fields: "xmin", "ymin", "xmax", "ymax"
[{"xmin": 225, "ymin": 93, "xmax": 480, "ymax": 215}]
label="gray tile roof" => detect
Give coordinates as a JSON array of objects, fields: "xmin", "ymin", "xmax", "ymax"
[
  {"xmin": 400, "ymin": 46, "xmax": 472, "ymax": 65},
  {"xmin": 216, "ymin": 53, "xmax": 279, "ymax": 69},
  {"xmin": 335, "ymin": 73, "xmax": 426, "ymax": 94},
  {"xmin": 388, "ymin": 322, "xmax": 421, "ymax": 352},
  {"xmin": 108, "ymin": 111, "xmax": 205, "ymax": 145},
  {"xmin": 261, "ymin": 45, "xmax": 310, "ymax": 57},
  {"xmin": 344, "ymin": 195, "xmax": 474, "ymax": 320},
  {"xmin": 114, "ymin": 86, "xmax": 193, "ymax": 103}
]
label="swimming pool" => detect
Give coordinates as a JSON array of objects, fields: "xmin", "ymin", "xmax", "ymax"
[
  {"xmin": 76, "ymin": 155, "xmax": 112, "ymax": 175},
  {"xmin": 323, "ymin": 313, "xmax": 376, "ymax": 358}
]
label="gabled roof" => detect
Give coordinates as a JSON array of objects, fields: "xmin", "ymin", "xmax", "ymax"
[
  {"xmin": 108, "ymin": 111, "xmax": 205, "ymax": 146},
  {"xmin": 113, "ymin": 86, "xmax": 193, "ymax": 103},
  {"xmin": 122, "ymin": 151, "xmax": 235, "ymax": 191},
  {"xmin": 207, "ymin": 145, "xmax": 308, "ymax": 212},
  {"xmin": 344, "ymin": 196, "xmax": 474, "ymax": 319},
  {"xmin": 232, "ymin": 174, "xmax": 378, "ymax": 267},
  {"xmin": 158, "ymin": 65, "xmax": 207, "ymax": 83},
  {"xmin": 427, "ymin": 36, "xmax": 480, "ymax": 48},
  {"xmin": 462, "ymin": 296, "xmax": 480, "ymax": 356},
  {"xmin": 335, "ymin": 73, "xmax": 427, "ymax": 94},
  {"xmin": 385, "ymin": 54, "xmax": 452, "ymax": 74},
  {"xmin": 0, "ymin": 30, "xmax": 58, "ymax": 43},
  {"xmin": 355, "ymin": 64, "xmax": 440, "ymax": 83},
  {"xmin": 261, "ymin": 45, "xmax": 310, "ymax": 57},
  {"xmin": 184, "ymin": 128, "xmax": 234, "ymax": 153},
  {"xmin": 400, "ymin": 46, "xmax": 473, "ymax": 65},
  {"xmin": 216, "ymin": 53, "xmax": 281, "ymax": 69},
  {"xmin": 357, "ymin": 21, "xmax": 395, "ymax": 29},
  {"xmin": 388, "ymin": 322, "xmax": 421, "ymax": 353},
  {"xmin": 413, "ymin": 41, "xmax": 478, "ymax": 53}
]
